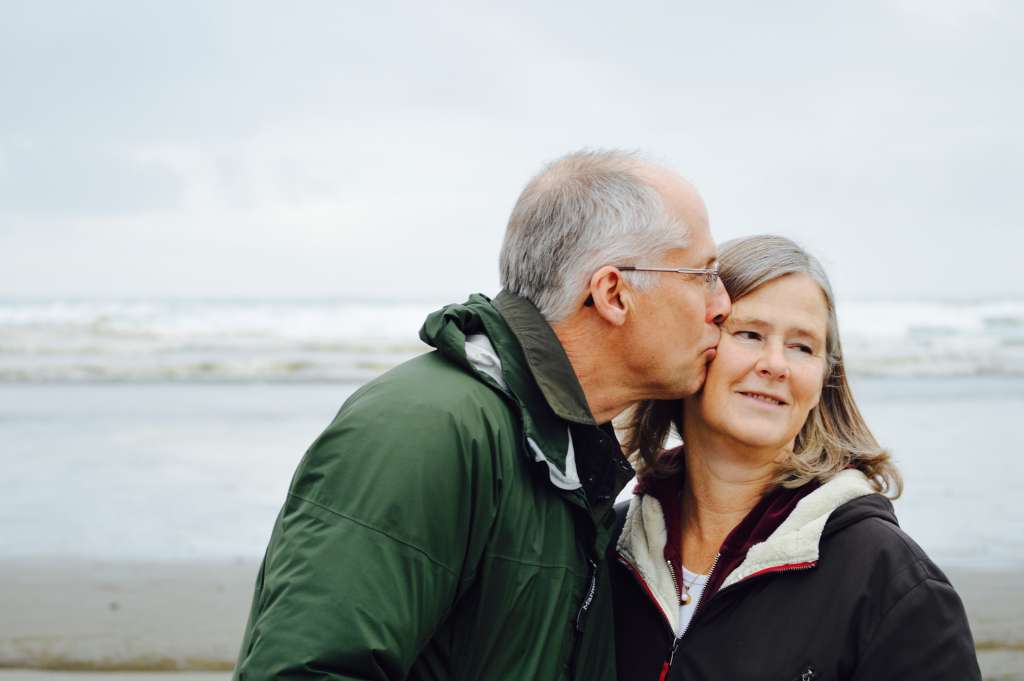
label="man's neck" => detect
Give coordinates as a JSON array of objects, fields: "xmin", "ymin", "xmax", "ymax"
[{"xmin": 552, "ymin": 322, "xmax": 635, "ymax": 424}]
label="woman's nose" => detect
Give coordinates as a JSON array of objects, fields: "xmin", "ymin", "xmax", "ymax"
[{"xmin": 755, "ymin": 342, "xmax": 789, "ymax": 380}]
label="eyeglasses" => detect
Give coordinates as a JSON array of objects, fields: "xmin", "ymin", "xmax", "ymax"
[
  {"xmin": 616, "ymin": 263, "xmax": 721, "ymax": 291},
  {"xmin": 582, "ymin": 262, "xmax": 721, "ymax": 307}
]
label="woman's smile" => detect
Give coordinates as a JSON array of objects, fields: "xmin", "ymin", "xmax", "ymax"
[
  {"xmin": 687, "ymin": 272, "xmax": 829, "ymax": 455},
  {"xmin": 736, "ymin": 389, "xmax": 788, "ymax": 407}
]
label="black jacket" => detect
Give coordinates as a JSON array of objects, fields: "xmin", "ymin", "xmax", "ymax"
[{"xmin": 610, "ymin": 472, "xmax": 981, "ymax": 681}]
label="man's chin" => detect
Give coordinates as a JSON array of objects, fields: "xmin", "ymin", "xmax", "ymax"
[
  {"xmin": 689, "ymin": 361, "xmax": 712, "ymax": 393},
  {"xmin": 659, "ymin": 368, "xmax": 707, "ymax": 401},
  {"xmin": 685, "ymin": 376, "xmax": 708, "ymax": 399}
]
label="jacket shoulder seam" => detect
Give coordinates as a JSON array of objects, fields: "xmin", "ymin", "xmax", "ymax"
[
  {"xmin": 860, "ymin": 574, "xmax": 947, "ymax": 656},
  {"xmin": 868, "ymin": 516, "xmax": 943, "ymax": 569},
  {"xmin": 287, "ymin": 492, "xmax": 459, "ymax": 578},
  {"xmin": 846, "ymin": 519, "xmax": 949, "ymax": 593},
  {"xmin": 488, "ymin": 553, "xmax": 584, "ymax": 573}
]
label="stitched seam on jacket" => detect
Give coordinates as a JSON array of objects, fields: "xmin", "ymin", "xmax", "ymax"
[
  {"xmin": 488, "ymin": 553, "xmax": 583, "ymax": 573},
  {"xmin": 287, "ymin": 492, "xmax": 459, "ymax": 577},
  {"xmin": 872, "ymin": 516, "xmax": 945, "ymax": 574},
  {"xmin": 857, "ymin": 570, "xmax": 936, "ymax": 658}
]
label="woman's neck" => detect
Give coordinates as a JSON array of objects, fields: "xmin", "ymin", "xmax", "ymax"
[{"xmin": 679, "ymin": 424, "xmax": 781, "ymax": 574}]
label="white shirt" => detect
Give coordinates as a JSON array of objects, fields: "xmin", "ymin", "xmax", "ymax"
[{"xmin": 676, "ymin": 566, "xmax": 709, "ymax": 637}]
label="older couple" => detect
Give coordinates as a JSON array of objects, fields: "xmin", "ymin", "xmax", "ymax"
[{"xmin": 232, "ymin": 151, "xmax": 980, "ymax": 680}]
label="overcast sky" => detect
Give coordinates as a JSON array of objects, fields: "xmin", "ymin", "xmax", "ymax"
[{"xmin": 1, "ymin": 0, "xmax": 1021, "ymax": 303}]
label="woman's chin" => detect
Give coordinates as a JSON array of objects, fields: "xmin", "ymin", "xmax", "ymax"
[{"xmin": 720, "ymin": 427, "xmax": 792, "ymax": 455}]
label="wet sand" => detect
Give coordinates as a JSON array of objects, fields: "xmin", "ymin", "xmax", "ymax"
[
  {"xmin": 0, "ymin": 559, "xmax": 1020, "ymax": 680},
  {"xmin": 0, "ymin": 560, "xmax": 252, "ymax": 672}
]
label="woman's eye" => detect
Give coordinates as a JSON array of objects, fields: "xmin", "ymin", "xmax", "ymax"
[
  {"xmin": 789, "ymin": 344, "xmax": 814, "ymax": 355},
  {"xmin": 735, "ymin": 330, "xmax": 761, "ymax": 341}
]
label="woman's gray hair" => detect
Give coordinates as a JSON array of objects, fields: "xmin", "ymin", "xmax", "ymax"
[
  {"xmin": 624, "ymin": 234, "xmax": 903, "ymax": 497},
  {"xmin": 499, "ymin": 149, "xmax": 688, "ymax": 322}
]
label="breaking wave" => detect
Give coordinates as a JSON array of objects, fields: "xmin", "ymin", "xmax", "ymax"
[{"xmin": 1, "ymin": 298, "xmax": 1023, "ymax": 382}]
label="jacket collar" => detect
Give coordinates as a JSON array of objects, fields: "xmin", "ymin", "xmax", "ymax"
[
  {"xmin": 721, "ymin": 469, "xmax": 877, "ymax": 588},
  {"xmin": 418, "ymin": 292, "xmax": 589, "ymax": 496},
  {"xmin": 617, "ymin": 466, "xmax": 877, "ymax": 633},
  {"xmin": 492, "ymin": 290, "xmax": 596, "ymax": 426}
]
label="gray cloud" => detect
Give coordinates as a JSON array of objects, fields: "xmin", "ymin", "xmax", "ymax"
[{"xmin": 1, "ymin": 0, "xmax": 1021, "ymax": 300}]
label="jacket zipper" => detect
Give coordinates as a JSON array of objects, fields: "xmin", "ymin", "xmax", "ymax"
[
  {"xmin": 690, "ymin": 552, "xmax": 721, "ymax": 620},
  {"xmin": 664, "ymin": 559, "xmax": 681, "ymax": 602},
  {"xmin": 574, "ymin": 558, "xmax": 598, "ymax": 631},
  {"xmin": 567, "ymin": 558, "xmax": 598, "ymax": 680},
  {"xmin": 657, "ymin": 552, "xmax": 719, "ymax": 681},
  {"xmin": 658, "ymin": 559, "xmax": 684, "ymax": 681}
]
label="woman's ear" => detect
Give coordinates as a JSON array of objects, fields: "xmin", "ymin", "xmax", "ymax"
[{"xmin": 586, "ymin": 266, "xmax": 629, "ymax": 326}]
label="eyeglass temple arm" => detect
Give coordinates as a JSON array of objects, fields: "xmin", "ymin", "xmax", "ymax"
[{"xmin": 616, "ymin": 266, "xmax": 708, "ymax": 273}]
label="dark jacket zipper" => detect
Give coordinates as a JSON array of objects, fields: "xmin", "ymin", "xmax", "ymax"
[
  {"xmin": 567, "ymin": 558, "xmax": 598, "ymax": 680},
  {"xmin": 575, "ymin": 558, "xmax": 599, "ymax": 632}
]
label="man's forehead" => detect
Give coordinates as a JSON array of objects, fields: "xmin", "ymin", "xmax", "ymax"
[
  {"xmin": 641, "ymin": 163, "xmax": 715, "ymax": 263},
  {"xmin": 683, "ymin": 221, "xmax": 717, "ymax": 265}
]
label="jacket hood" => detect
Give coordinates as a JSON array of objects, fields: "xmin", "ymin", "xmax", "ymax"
[
  {"xmin": 419, "ymin": 292, "xmax": 587, "ymax": 495},
  {"xmin": 419, "ymin": 293, "xmax": 494, "ymax": 372},
  {"xmin": 821, "ymin": 487, "xmax": 898, "ymax": 537}
]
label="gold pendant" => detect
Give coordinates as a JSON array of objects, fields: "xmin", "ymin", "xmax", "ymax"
[{"xmin": 681, "ymin": 592, "xmax": 691, "ymax": 605}]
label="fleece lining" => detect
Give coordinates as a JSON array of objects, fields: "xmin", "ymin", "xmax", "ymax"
[{"xmin": 617, "ymin": 468, "xmax": 878, "ymax": 627}]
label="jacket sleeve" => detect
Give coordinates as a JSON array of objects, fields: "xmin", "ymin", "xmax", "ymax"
[
  {"xmin": 233, "ymin": 384, "xmax": 505, "ymax": 681},
  {"xmin": 850, "ymin": 576, "xmax": 981, "ymax": 681}
]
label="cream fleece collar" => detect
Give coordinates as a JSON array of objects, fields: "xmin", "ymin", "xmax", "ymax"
[{"xmin": 616, "ymin": 469, "xmax": 877, "ymax": 632}]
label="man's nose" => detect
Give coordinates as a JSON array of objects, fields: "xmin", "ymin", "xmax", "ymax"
[{"xmin": 706, "ymin": 282, "xmax": 731, "ymax": 325}]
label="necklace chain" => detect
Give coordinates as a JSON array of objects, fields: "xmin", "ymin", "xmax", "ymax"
[{"xmin": 680, "ymin": 566, "xmax": 704, "ymax": 605}]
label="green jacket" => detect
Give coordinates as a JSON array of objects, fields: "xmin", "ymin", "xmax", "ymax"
[{"xmin": 233, "ymin": 290, "xmax": 634, "ymax": 681}]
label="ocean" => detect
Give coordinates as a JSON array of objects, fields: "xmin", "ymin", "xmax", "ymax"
[
  {"xmin": 2, "ymin": 297, "xmax": 1023, "ymax": 383},
  {"xmin": 1, "ymin": 298, "xmax": 1023, "ymax": 570}
]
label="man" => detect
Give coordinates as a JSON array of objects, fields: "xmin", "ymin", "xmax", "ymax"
[{"xmin": 232, "ymin": 150, "xmax": 731, "ymax": 681}]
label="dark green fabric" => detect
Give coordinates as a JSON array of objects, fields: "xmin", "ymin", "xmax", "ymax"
[
  {"xmin": 492, "ymin": 290, "xmax": 596, "ymax": 426},
  {"xmin": 233, "ymin": 292, "xmax": 633, "ymax": 681}
]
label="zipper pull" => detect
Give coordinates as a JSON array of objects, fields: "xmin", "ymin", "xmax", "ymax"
[
  {"xmin": 574, "ymin": 559, "xmax": 598, "ymax": 632},
  {"xmin": 659, "ymin": 636, "xmax": 681, "ymax": 681},
  {"xmin": 793, "ymin": 666, "xmax": 816, "ymax": 681}
]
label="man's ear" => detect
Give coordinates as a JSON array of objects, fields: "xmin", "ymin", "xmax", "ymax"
[{"xmin": 587, "ymin": 266, "xmax": 630, "ymax": 326}]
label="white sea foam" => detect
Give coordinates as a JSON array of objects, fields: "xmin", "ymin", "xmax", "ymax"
[
  {"xmin": 0, "ymin": 299, "xmax": 434, "ymax": 383},
  {"xmin": 838, "ymin": 299, "xmax": 1024, "ymax": 376},
  {"xmin": 1, "ymin": 297, "xmax": 1022, "ymax": 381}
]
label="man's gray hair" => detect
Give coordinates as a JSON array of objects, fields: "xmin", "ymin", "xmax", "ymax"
[{"xmin": 499, "ymin": 149, "xmax": 689, "ymax": 321}]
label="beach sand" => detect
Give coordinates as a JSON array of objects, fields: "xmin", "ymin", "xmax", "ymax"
[
  {"xmin": 0, "ymin": 560, "xmax": 252, "ymax": 672},
  {"xmin": 0, "ymin": 559, "xmax": 1020, "ymax": 680}
]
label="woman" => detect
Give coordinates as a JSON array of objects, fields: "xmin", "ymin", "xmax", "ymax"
[{"xmin": 610, "ymin": 235, "xmax": 980, "ymax": 681}]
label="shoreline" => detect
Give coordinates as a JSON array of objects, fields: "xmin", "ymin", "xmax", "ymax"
[{"xmin": 0, "ymin": 559, "xmax": 1021, "ymax": 679}]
